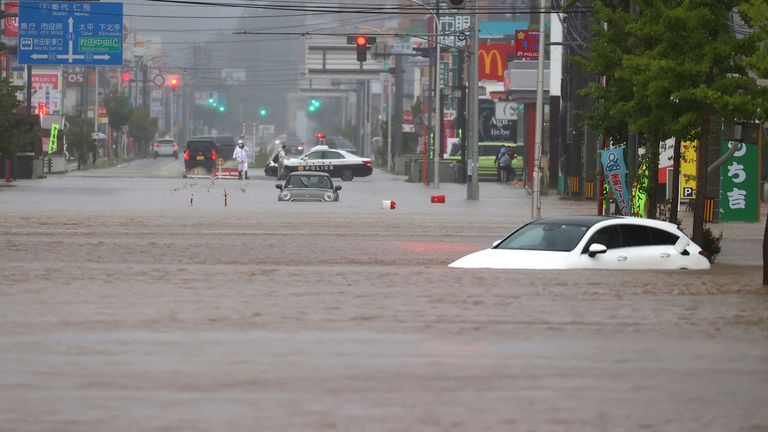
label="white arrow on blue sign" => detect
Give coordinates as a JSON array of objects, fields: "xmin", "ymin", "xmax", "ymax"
[{"xmin": 18, "ymin": 1, "xmax": 123, "ymax": 66}]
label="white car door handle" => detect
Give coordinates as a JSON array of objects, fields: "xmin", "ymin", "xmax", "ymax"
[
  {"xmin": 660, "ymin": 253, "xmax": 671, "ymax": 258},
  {"xmin": 617, "ymin": 256, "xmax": 627, "ymax": 262}
]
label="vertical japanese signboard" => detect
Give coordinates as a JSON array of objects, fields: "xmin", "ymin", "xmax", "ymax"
[{"xmin": 719, "ymin": 141, "xmax": 759, "ymax": 222}]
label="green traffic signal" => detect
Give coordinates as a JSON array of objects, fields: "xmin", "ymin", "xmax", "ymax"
[
  {"xmin": 308, "ymin": 99, "xmax": 321, "ymax": 112},
  {"xmin": 219, "ymin": 106, "xmax": 225, "ymax": 112},
  {"xmin": 259, "ymin": 107, "xmax": 268, "ymax": 117}
]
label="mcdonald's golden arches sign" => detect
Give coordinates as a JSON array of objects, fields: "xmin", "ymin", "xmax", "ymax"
[{"xmin": 478, "ymin": 43, "xmax": 513, "ymax": 82}]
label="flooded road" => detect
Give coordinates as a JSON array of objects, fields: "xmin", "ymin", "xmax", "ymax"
[{"xmin": 1, "ymin": 169, "xmax": 766, "ymax": 431}]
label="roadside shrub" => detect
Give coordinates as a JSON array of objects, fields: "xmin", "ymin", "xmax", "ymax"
[{"xmin": 701, "ymin": 225, "xmax": 723, "ymax": 263}]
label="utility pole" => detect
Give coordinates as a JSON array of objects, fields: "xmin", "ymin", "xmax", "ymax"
[
  {"xmin": 433, "ymin": 0, "xmax": 441, "ymax": 189},
  {"xmin": 393, "ymin": 56, "xmax": 404, "ymax": 168},
  {"xmin": 532, "ymin": 0, "xmax": 546, "ymax": 219},
  {"xmin": 93, "ymin": 66, "xmax": 98, "ymax": 132},
  {"xmin": 467, "ymin": 11, "xmax": 479, "ymax": 200},
  {"xmin": 387, "ymin": 72, "xmax": 392, "ymax": 172}
]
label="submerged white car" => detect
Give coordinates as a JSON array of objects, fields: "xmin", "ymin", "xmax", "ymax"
[{"xmin": 449, "ymin": 216, "xmax": 710, "ymax": 270}]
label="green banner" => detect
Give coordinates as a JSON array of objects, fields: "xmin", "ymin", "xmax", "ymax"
[
  {"xmin": 48, "ymin": 123, "xmax": 59, "ymax": 155},
  {"xmin": 719, "ymin": 141, "xmax": 759, "ymax": 222}
]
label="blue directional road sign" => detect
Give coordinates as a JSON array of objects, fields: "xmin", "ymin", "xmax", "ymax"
[{"xmin": 18, "ymin": 2, "xmax": 123, "ymax": 66}]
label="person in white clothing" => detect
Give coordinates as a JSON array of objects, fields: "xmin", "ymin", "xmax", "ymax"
[
  {"xmin": 277, "ymin": 144, "xmax": 287, "ymax": 180},
  {"xmin": 233, "ymin": 138, "xmax": 249, "ymax": 179}
]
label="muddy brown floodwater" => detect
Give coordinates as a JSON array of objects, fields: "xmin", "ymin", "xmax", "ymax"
[{"xmin": 0, "ymin": 174, "xmax": 767, "ymax": 432}]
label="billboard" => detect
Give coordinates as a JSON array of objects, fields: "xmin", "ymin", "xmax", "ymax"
[
  {"xmin": 4, "ymin": 1, "xmax": 18, "ymax": 37},
  {"xmin": 719, "ymin": 141, "xmax": 759, "ymax": 222},
  {"xmin": 515, "ymin": 30, "xmax": 541, "ymax": 59},
  {"xmin": 31, "ymin": 67, "xmax": 62, "ymax": 114},
  {"xmin": 478, "ymin": 43, "xmax": 513, "ymax": 82}
]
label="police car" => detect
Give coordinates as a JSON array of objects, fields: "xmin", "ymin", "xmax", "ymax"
[{"xmin": 283, "ymin": 145, "xmax": 373, "ymax": 181}]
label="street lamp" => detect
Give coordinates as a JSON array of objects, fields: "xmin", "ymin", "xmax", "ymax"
[{"xmin": 406, "ymin": 0, "xmax": 441, "ymax": 188}]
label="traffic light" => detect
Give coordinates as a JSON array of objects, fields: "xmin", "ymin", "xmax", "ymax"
[
  {"xmin": 208, "ymin": 93, "xmax": 215, "ymax": 104},
  {"xmin": 37, "ymin": 103, "xmax": 49, "ymax": 116},
  {"xmin": 347, "ymin": 35, "xmax": 376, "ymax": 62},
  {"xmin": 121, "ymin": 71, "xmax": 131, "ymax": 82},
  {"xmin": 356, "ymin": 35, "xmax": 368, "ymax": 62},
  {"xmin": 259, "ymin": 107, "xmax": 268, "ymax": 117},
  {"xmin": 447, "ymin": 0, "xmax": 466, "ymax": 8},
  {"xmin": 169, "ymin": 76, "xmax": 179, "ymax": 90},
  {"xmin": 218, "ymin": 105, "xmax": 225, "ymax": 113},
  {"xmin": 308, "ymin": 98, "xmax": 320, "ymax": 112}
]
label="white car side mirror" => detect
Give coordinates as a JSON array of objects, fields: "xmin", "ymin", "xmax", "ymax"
[{"xmin": 588, "ymin": 243, "xmax": 608, "ymax": 258}]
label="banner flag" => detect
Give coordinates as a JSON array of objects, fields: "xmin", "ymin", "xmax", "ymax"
[
  {"xmin": 48, "ymin": 123, "xmax": 59, "ymax": 155},
  {"xmin": 600, "ymin": 147, "xmax": 631, "ymax": 216}
]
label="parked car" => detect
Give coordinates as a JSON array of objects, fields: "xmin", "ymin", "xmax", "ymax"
[
  {"xmin": 152, "ymin": 137, "xmax": 179, "ymax": 159},
  {"xmin": 283, "ymin": 145, "xmax": 373, "ymax": 181},
  {"xmin": 449, "ymin": 216, "xmax": 711, "ymax": 270},
  {"xmin": 276, "ymin": 171, "xmax": 341, "ymax": 202},
  {"xmin": 264, "ymin": 136, "xmax": 305, "ymax": 177},
  {"xmin": 183, "ymin": 138, "xmax": 217, "ymax": 176}
]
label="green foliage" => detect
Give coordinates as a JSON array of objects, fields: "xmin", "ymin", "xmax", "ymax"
[
  {"xmin": 102, "ymin": 89, "xmax": 132, "ymax": 130},
  {"xmin": 701, "ymin": 225, "xmax": 724, "ymax": 263},
  {"xmin": 128, "ymin": 108, "xmax": 158, "ymax": 151},
  {"xmin": 64, "ymin": 115, "xmax": 93, "ymax": 167},
  {"xmin": 0, "ymin": 76, "xmax": 25, "ymax": 156}
]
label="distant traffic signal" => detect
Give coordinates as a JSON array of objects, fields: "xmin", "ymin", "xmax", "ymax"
[
  {"xmin": 308, "ymin": 98, "xmax": 321, "ymax": 112},
  {"xmin": 121, "ymin": 71, "xmax": 131, "ymax": 82},
  {"xmin": 259, "ymin": 107, "xmax": 268, "ymax": 117},
  {"xmin": 218, "ymin": 105, "xmax": 225, "ymax": 112},
  {"xmin": 37, "ymin": 103, "xmax": 49, "ymax": 116},
  {"xmin": 347, "ymin": 34, "xmax": 376, "ymax": 62},
  {"xmin": 169, "ymin": 76, "xmax": 179, "ymax": 90},
  {"xmin": 208, "ymin": 93, "xmax": 215, "ymax": 104}
]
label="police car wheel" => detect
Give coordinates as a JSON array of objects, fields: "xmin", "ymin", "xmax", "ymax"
[{"xmin": 340, "ymin": 169, "xmax": 354, "ymax": 181}]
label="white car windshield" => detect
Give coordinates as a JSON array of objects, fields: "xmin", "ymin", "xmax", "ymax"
[{"xmin": 496, "ymin": 223, "xmax": 589, "ymax": 252}]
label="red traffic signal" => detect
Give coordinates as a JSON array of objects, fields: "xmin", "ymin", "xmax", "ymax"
[
  {"xmin": 347, "ymin": 34, "xmax": 376, "ymax": 63},
  {"xmin": 168, "ymin": 76, "xmax": 179, "ymax": 90},
  {"xmin": 121, "ymin": 71, "xmax": 131, "ymax": 81},
  {"xmin": 37, "ymin": 103, "xmax": 49, "ymax": 116}
]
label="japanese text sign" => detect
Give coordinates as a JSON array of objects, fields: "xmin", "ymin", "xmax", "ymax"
[
  {"xmin": 600, "ymin": 147, "xmax": 631, "ymax": 216},
  {"xmin": 18, "ymin": 2, "xmax": 123, "ymax": 66},
  {"xmin": 719, "ymin": 141, "xmax": 759, "ymax": 222}
]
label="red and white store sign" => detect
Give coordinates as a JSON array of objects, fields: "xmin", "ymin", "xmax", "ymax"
[{"xmin": 4, "ymin": 2, "xmax": 18, "ymax": 37}]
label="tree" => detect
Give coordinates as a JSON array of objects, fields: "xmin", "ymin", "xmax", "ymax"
[
  {"xmin": 0, "ymin": 76, "xmax": 24, "ymax": 156},
  {"xmin": 128, "ymin": 107, "xmax": 158, "ymax": 157},
  {"xmin": 64, "ymin": 114, "xmax": 93, "ymax": 169},
  {"xmin": 582, "ymin": 1, "xmax": 764, "ymax": 246},
  {"xmin": 102, "ymin": 89, "xmax": 132, "ymax": 157}
]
